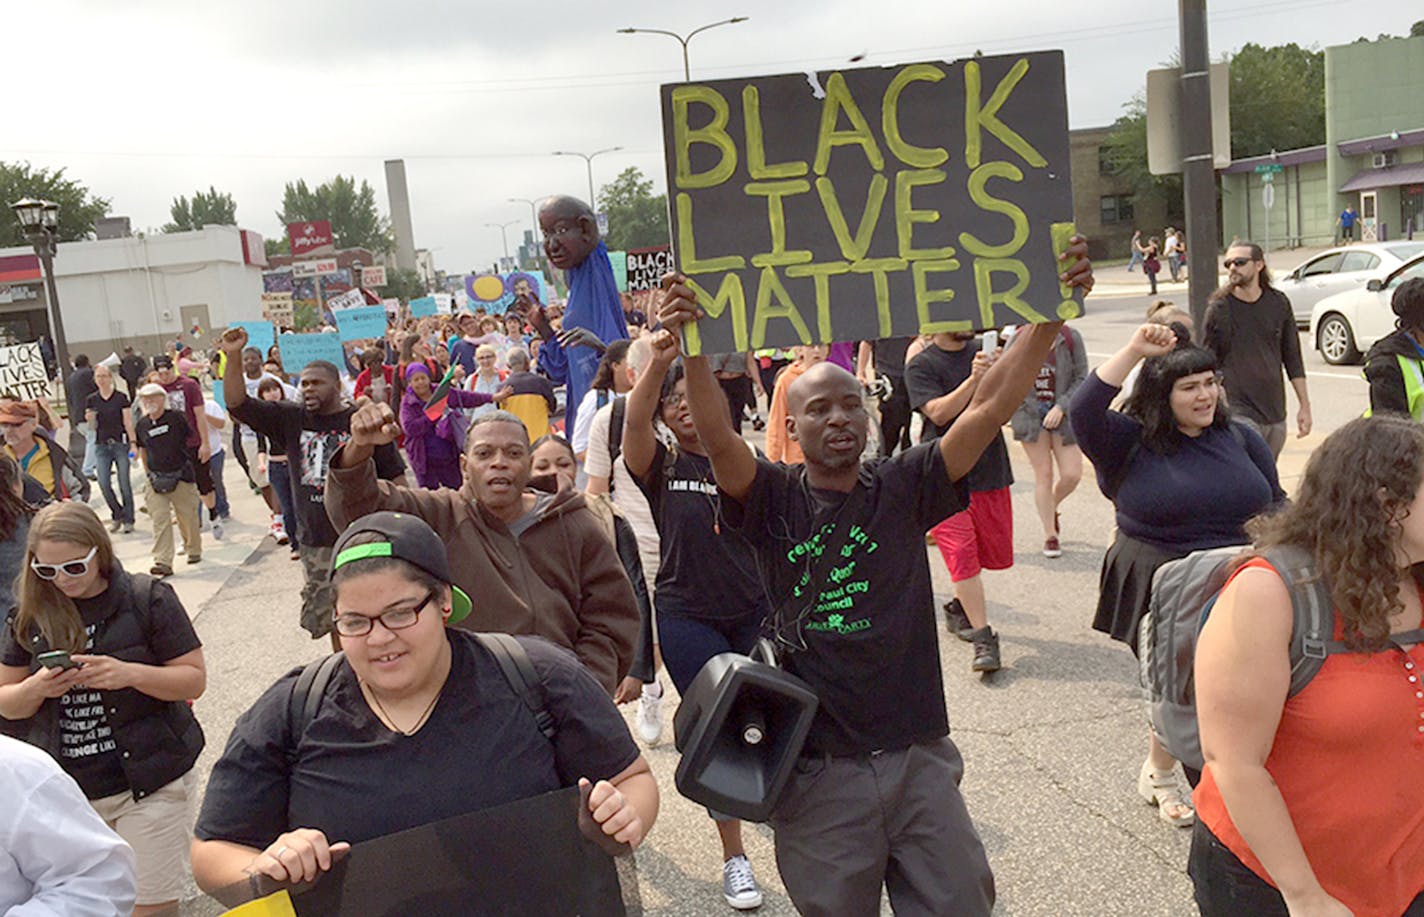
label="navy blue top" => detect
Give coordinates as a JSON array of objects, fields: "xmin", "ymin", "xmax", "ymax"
[{"xmin": 1070, "ymin": 373, "xmax": 1285, "ymax": 552}]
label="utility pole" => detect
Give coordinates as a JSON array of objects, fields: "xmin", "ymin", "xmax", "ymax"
[{"xmin": 1179, "ymin": 0, "xmax": 1217, "ymax": 331}]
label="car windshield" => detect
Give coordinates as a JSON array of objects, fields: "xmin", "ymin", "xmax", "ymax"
[{"xmin": 1384, "ymin": 242, "xmax": 1424, "ymax": 261}]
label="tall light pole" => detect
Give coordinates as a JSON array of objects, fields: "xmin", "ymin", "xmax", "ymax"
[
  {"xmin": 9, "ymin": 198, "xmax": 70, "ymax": 382},
  {"xmin": 485, "ymin": 220, "xmax": 519, "ymax": 269},
  {"xmin": 508, "ymin": 197, "xmax": 543, "ymax": 270},
  {"xmin": 617, "ymin": 17, "xmax": 749, "ymax": 81},
  {"xmin": 552, "ymin": 147, "xmax": 623, "ymax": 209}
]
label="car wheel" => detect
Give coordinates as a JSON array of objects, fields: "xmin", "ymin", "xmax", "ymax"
[{"xmin": 1317, "ymin": 314, "xmax": 1361, "ymax": 365}]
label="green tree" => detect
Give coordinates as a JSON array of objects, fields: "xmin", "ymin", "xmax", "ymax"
[
  {"xmin": 0, "ymin": 162, "xmax": 110, "ymax": 246},
  {"xmin": 1227, "ymin": 43, "xmax": 1325, "ymax": 158},
  {"xmin": 163, "ymin": 186, "xmax": 237, "ymax": 232},
  {"xmin": 381, "ymin": 267, "xmax": 427, "ymax": 302},
  {"xmin": 597, "ymin": 167, "xmax": 670, "ymax": 250},
  {"xmin": 1413, "ymin": 20, "xmax": 1424, "ymax": 37},
  {"xmin": 276, "ymin": 175, "xmax": 392, "ymax": 254}
]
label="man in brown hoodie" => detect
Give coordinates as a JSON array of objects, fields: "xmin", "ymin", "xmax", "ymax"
[{"xmin": 325, "ymin": 405, "xmax": 639, "ymax": 694}]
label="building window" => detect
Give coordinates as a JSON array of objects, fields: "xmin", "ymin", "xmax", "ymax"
[
  {"xmin": 1098, "ymin": 146, "xmax": 1116, "ymax": 175},
  {"xmin": 1100, "ymin": 194, "xmax": 1134, "ymax": 224}
]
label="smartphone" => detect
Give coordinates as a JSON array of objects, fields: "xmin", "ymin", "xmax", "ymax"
[
  {"xmin": 36, "ymin": 650, "xmax": 79, "ymax": 671},
  {"xmin": 980, "ymin": 330, "xmax": 999, "ymax": 353}
]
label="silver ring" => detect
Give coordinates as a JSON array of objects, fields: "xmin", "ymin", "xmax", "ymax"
[{"xmin": 273, "ymin": 846, "xmax": 289, "ymax": 859}]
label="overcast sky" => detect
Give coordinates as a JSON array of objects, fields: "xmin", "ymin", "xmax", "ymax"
[{"xmin": 5, "ymin": 0, "xmax": 1414, "ymax": 274}]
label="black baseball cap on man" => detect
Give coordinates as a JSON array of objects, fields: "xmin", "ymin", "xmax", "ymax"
[
  {"xmin": 152, "ymin": 354, "xmax": 174, "ymax": 370},
  {"xmin": 331, "ymin": 512, "xmax": 471, "ymax": 625}
]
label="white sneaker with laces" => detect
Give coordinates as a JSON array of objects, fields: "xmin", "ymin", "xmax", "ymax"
[
  {"xmin": 722, "ymin": 855, "xmax": 763, "ymax": 910},
  {"xmin": 272, "ymin": 514, "xmax": 289, "ymax": 545},
  {"xmin": 636, "ymin": 680, "xmax": 663, "ymax": 745},
  {"xmin": 211, "ymin": 518, "xmax": 224, "ymax": 541}
]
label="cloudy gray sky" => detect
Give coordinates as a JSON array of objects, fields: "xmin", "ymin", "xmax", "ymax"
[{"xmin": 5, "ymin": 0, "xmax": 1413, "ymax": 273}]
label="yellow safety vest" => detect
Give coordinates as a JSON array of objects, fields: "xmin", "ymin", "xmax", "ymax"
[{"xmin": 1363, "ymin": 354, "xmax": 1424, "ymax": 421}]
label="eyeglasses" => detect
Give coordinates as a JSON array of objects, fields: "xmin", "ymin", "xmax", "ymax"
[
  {"xmin": 333, "ymin": 590, "xmax": 437, "ymax": 638},
  {"xmin": 663, "ymin": 391, "xmax": 689, "ymax": 408},
  {"xmin": 1223, "ymin": 257, "xmax": 1253, "ymax": 269},
  {"xmin": 540, "ymin": 225, "xmax": 579, "ymax": 243},
  {"xmin": 30, "ymin": 546, "xmax": 99, "ymax": 580}
]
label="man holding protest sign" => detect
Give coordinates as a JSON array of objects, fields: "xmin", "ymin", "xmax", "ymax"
[{"xmin": 651, "ymin": 50, "xmax": 1091, "ymax": 913}]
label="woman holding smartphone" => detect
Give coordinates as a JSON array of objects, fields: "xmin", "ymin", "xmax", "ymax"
[{"xmin": 0, "ymin": 502, "xmax": 206, "ymax": 917}]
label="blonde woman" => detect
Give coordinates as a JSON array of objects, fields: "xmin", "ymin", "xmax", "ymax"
[{"xmin": 0, "ymin": 502, "xmax": 205, "ymax": 916}]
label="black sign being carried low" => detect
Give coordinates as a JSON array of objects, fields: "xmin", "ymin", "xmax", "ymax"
[{"xmin": 659, "ymin": 50, "xmax": 1082, "ymax": 355}]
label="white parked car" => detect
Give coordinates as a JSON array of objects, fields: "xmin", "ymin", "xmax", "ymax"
[
  {"xmin": 1310, "ymin": 253, "xmax": 1424, "ymax": 364},
  {"xmin": 1280, "ymin": 241, "xmax": 1424, "ymax": 327}
]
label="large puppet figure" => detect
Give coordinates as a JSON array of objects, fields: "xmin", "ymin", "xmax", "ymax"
[{"xmin": 518, "ymin": 195, "xmax": 628, "ymax": 439}]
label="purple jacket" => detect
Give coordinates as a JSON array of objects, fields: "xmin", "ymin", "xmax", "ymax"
[{"xmin": 399, "ymin": 386, "xmax": 494, "ymax": 488}]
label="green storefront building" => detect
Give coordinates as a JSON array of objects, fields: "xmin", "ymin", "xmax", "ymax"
[{"xmin": 1221, "ymin": 33, "xmax": 1424, "ymax": 249}]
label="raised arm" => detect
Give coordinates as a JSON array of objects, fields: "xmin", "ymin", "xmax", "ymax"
[
  {"xmin": 621, "ymin": 333, "xmax": 671, "ymax": 482},
  {"xmin": 654, "ymin": 275, "xmax": 758, "ymax": 501},
  {"xmin": 218, "ymin": 327, "xmax": 250, "ymax": 413},
  {"xmin": 938, "ymin": 322, "xmax": 1059, "ymax": 481}
]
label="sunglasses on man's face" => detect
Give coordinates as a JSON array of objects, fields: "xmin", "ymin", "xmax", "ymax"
[
  {"xmin": 1223, "ymin": 257, "xmax": 1254, "ymax": 269},
  {"xmin": 30, "ymin": 546, "xmax": 99, "ymax": 580}
]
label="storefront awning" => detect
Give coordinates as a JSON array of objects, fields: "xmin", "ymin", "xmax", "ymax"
[{"xmin": 1340, "ymin": 161, "xmax": 1424, "ymax": 193}]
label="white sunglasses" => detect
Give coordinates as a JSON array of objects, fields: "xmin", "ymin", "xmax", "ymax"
[{"xmin": 30, "ymin": 546, "xmax": 99, "ymax": 580}]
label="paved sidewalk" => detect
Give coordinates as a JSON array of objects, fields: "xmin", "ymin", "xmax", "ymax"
[{"xmin": 1092, "ymin": 243, "xmax": 1332, "ymax": 296}]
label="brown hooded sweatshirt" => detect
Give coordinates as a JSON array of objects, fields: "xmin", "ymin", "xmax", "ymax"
[{"xmin": 324, "ymin": 449, "xmax": 638, "ymax": 694}]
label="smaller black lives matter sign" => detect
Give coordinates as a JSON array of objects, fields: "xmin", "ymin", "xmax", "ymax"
[
  {"xmin": 659, "ymin": 51, "xmax": 1081, "ymax": 356},
  {"xmin": 627, "ymin": 245, "xmax": 674, "ymax": 292},
  {"xmin": 0, "ymin": 342, "xmax": 53, "ymax": 401}
]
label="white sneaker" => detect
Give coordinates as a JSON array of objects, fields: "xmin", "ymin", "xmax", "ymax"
[
  {"xmin": 636, "ymin": 680, "xmax": 664, "ymax": 745},
  {"xmin": 722, "ymin": 855, "xmax": 763, "ymax": 910},
  {"xmin": 211, "ymin": 519, "xmax": 224, "ymax": 541},
  {"xmin": 271, "ymin": 514, "xmax": 289, "ymax": 545}
]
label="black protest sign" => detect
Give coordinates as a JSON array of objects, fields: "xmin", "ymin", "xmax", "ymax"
[
  {"xmin": 659, "ymin": 51, "xmax": 1081, "ymax": 356},
  {"xmin": 626, "ymin": 245, "xmax": 675, "ymax": 292},
  {"xmin": 211, "ymin": 787, "xmax": 634, "ymax": 917}
]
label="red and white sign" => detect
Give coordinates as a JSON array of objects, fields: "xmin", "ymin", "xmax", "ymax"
[
  {"xmin": 359, "ymin": 265, "xmax": 387, "ymax": 287},
  {"xmin": 292, "ymin": 258, "xmax": 339, "ymax": 278},
  {"xmin": 287, "ymin": 220, "xmax": 334, "ymax": 257},
  {"xmin": 239, "ymin": 229, "xmax": 267, "ymax": 267}
]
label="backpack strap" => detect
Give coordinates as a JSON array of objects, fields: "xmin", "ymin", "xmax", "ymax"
[
  {"xmin": 1262, "ymin": 544, "xmax": 1344, "ymax": 696},
  {"xmin": 286, "ymin": 652, "xmax": 345, "ymax": 765},
  {"xmin": 476, "ymin": 633, "xmax": 556, "ymax": 742},
  {"xmin": 607, "ymin": 395, "xmax": 627, "ymax": 491}
]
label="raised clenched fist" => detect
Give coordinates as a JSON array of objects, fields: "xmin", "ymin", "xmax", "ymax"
[{"xmin": 349, "ymin": 398, "xmax": 400, "ymax": 447}]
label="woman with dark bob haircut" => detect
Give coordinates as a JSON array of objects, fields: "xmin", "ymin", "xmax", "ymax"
[
  {"xmin": 1070, "ymin": 322, "xmax": 1284, "ymax": 828},
  {"xmin": 1190, "ymin": 415, "xmax": 1424, "ymax": 916}
]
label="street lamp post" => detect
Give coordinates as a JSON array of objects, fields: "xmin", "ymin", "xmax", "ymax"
[
  {"xmin": 551, "ymin": 147, "xmax": 624, "ymax": 209},
  {"xmin": 484, "ymin": 221, "xmax": 519, "ymax": 269},
  {"xmin": 616, "ymin": 17, "xmax": 749, "ymax": 81},
  {"xmin": 508, "ymin": 197, "xmax": 544, "ymax": 270},
  {"xmin": 9, "ymin": 198, "xmax": 71, "ymax": 383}
]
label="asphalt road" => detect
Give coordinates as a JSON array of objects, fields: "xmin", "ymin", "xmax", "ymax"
[{"xmin": 167, "ymin": 281, "xmax": 1368, "ymax": 915}]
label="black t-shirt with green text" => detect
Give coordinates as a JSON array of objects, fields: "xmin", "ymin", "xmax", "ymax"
[{"xmin": 720, "ymin": 443, "xmax": 969, "ymax": 756}]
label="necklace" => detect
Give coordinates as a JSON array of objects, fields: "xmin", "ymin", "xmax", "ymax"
[{"xmin": 361, "ymin": 681, "xmax": 442, "ymax": 736}]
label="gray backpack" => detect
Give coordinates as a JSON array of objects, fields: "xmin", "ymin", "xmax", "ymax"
[{"xmin": 1139, "ymin": 543, "xmax": 1386, "ymax": 772}]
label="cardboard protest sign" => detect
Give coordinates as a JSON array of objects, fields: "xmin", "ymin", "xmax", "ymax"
[
  {"xmin": 0, "ymin": 342, "xmax": 53, "ymax": 400},
  {"xmin": 261, "ymin": 293, "xmax": 295, "ymax": 327},
  {"xmin": 433, "ymin": 293, "xmax": 453, "ymax": 315},
  {"xmin": 326, "ymin": 288, "xmax": 366, "ymax": 312},
  {"xmin": 660, "ymin": 51, "xmax": 1080, "ymax": 355},
  {"xmin": 334, "ymin": 305, "xmax": 388, "ymax": 342},
  {"xmin": 607, "ymin": 251, "xmax": 629, "ymax": 292},
  {"xmin": 234, "ymin": 321, "xmax": 276, "ymax": 355},
  {"xmin": 626, "ymin": 245, "xmax": 674, "ymax": 292},
  {"xmin": 409, "ymin": 296, "xmax": 438, "ymax": 318},
  {"xmin": 277, "ymin": 332, "xmax": 346, "ymax": 376},
  {"xmin": 209, "ymin": 787, "xmax": 634, "ymax": 917}
]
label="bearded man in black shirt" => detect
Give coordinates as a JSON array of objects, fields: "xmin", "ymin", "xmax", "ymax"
[{"xmin": 654, "ymin": 242, "xmax": 1094, "ymax": 916}]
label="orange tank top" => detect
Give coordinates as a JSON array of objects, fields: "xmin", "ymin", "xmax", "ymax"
[{"xmin": 1194, "ymin": 559, "xmax": 1424, "ymax": 917}]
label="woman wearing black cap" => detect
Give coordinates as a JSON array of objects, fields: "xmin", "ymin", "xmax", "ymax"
[{"xmin": 189, "ymin": 511, "xmax": 659, "ymax": 893}]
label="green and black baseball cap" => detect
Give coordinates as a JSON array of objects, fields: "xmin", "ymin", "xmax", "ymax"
[{"xmin": 331, "ymin": 512, "xmax": 472, "ymax": 625}]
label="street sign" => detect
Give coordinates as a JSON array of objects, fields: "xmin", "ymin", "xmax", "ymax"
[
  {"xmin": 1254, "ymin": 163, "xmax": 1284, "ymax": 174},
  {"xmin": 596, "ymin": 212, "xmax": 609, "ymax": 236},
  {"xmin": 293, "ymin": 258, "xmax": 339, "ymax": 278},
  {"xmin": 1146, "ymin": 63, "xmax": 1231, "ymax": 175},
  {"xmin": 1263, "ymin": 183, "xmax": 1276, "ymax": 210}
]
